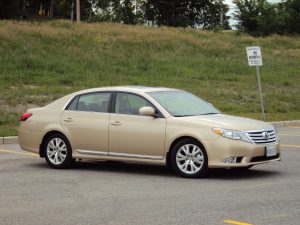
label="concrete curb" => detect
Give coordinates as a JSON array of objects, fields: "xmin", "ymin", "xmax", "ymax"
[
  {"xmin": 0, "ymin": 136, "xmax": 19, "ymax": 145},
  {"xmin": 270, "ymin": 120, "xmax": 300, "ymax": 128},
  {"xmin": 0, "ymin": 120, "xmax": 299, "ymax": 145}
]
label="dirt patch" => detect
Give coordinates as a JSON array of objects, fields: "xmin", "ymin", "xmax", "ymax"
[
  {"xmin": 25, "ymin": 95, "xmax": 49, "ymax": 99},
  {"xmin": 0, "ymin": 104, "xmax": 40, "ymax": 114},
  {"xmin": 10, "ymin": 85, "xmax": 39, "ymax": 90}
]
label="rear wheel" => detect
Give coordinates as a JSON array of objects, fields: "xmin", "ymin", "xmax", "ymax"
[
  {"xmin": 44, "ymin": 133, "xmax": 74, "ymax": 169},
  {"xmin": 171, "ymin": 138, "xmax": 208, "ymax": 178}
]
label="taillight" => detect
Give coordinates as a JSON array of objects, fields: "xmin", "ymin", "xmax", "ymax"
[{"xmin": 20, "ymin": 113, "xmax": 32, "ymax": 121}]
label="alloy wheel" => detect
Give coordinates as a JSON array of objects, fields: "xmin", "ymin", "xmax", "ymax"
[
  {"xmin": 175, "ymin": 144, "xmax": 204, "ymax": 175},
  {"xmin": 46, "ymin": 138, "xmax": 68, "ymax": 165}
]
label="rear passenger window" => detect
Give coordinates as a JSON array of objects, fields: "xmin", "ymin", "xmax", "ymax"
[
  {"xmin": 73, "ymin": 92, "xmax": 111, "ymax": 113},
  {"xmin": 66, "ymin": 96, "xmax": 79, "ymax": 111}
]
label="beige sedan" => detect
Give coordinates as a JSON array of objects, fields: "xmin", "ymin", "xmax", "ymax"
[{"xmin": 19, "ymin": 86, "xmax": 280, "ymax": 178}]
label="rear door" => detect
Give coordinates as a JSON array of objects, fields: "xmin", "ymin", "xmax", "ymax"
[{"xmin": 61, "ymin": 92, "xmax": 112, "ymax": 154}]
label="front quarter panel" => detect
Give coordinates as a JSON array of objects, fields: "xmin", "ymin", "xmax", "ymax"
[{"xmin": 165, "ymin": 117, "xmax": 218, "ymax": 157}]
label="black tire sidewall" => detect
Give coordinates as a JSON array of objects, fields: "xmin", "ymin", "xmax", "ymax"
[
  {"xmin": 44, "ymin": 133, "xmax": 74, "ymax": 169},
  {"xmin": 171, "ymin": 138, "xmax": 208, "ymax": 178}
]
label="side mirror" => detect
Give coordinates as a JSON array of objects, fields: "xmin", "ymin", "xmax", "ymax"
[{"xmin": 139, "ymin": 106, "xmax": 156, "ymax": 117}]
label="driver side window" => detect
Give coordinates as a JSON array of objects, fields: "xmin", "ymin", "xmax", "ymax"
[{"xmin": 115, "ymin": 93, "xmax": 151, "ymax": 115}]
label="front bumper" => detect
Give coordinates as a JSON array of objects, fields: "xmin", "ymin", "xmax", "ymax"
[{"xmin": 205, "ymin": 137, "xmax": 281, "ymax": 168}]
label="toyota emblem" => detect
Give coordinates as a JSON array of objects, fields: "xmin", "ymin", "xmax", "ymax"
[{"xmin": 262, "ymin": 131, "xmax": 270, "ymax": 140}]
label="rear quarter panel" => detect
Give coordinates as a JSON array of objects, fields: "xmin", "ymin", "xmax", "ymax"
[
  {"xmin": 19, "ymin": 94, "xmax": 75, "ymax": 154},
  {"xmin": 19, "ymin": 108, "xmax": 66, "ymax": 154}
]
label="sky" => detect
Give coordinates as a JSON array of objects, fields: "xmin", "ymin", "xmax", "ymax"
[{"xmin": 225, "ymin": 0, "xmax": 283, "ymax": 6}]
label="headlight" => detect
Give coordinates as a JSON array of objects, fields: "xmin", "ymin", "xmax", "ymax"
[{"xmin": 212, "ymin": 128, "xmax": 252, "ymax": 143}]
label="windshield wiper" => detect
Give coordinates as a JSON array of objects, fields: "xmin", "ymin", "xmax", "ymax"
[
  {"xmin": 200, "ymin": 113, "xmax": 219, "ymax": 115},
  {"xmin": 174, "ymin": 113, "xmax": 219, "ymax": 117},
  {"xmin": 174, "ymin": 115, "xmax": 194, "ymax": 117}
]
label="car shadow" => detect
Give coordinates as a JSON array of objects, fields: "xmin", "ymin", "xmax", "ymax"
[
  {"xmin": 205, "ymin": 168, "xmax": 282, "ymax": 180},
  {"xmin": 29, "ymin": 160, "xmax": 282, "ymax": 179}
]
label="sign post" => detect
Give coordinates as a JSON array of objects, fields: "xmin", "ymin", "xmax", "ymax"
[{"xmin": 246, "ymin": 46, "xmax": 265, "ymax": 121}]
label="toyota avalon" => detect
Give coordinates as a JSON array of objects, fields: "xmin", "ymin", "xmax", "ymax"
[{"xmin": 19, "ymin": 86, "xmax": 280, "ymax": 178}]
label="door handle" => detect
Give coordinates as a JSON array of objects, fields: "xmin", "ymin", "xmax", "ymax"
[
  {"xmin": 64, "ymin": 118, "xmax": 73, "ymax": 122},
  {"xmin": 111, "ymin": 121, "xmax": 122, "ymax": 126}
]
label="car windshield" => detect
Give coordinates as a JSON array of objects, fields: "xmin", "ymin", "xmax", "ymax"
[{"xmin": 148, "ymin": 91, "xmax": 220, "ymax": 117}]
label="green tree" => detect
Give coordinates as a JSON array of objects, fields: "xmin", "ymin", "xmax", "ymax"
[
  {"xmin": 202, "ymin": 0, "xmax": 230, "ymax": 29},
  {"xmin": 0, "ymin": 0, "xmax": 21, "ymax": 19},
  {"xmin": 92, "ymin": 0, "xmax": 143, "ymax": 24},
  {"xmin": 234, "ymin": 0, "xmax": 260, "ymax": 34},
  {"xmin": 284, "ymin": 0, "xmax": 300, "ymax": 34},
  {"xmin": 53, "ymin": 0, "xmax": 93, "ymax": 20},
  {"xmin": 0, "ymin": 0, "xmax": 94, "ymax": 20},
  {"xmin": 234, "ymin": 0, "xmax": 300, "ymax": 36},
  {"xmin": 144, "ymin": 0, "xmax": 230, "ymax": 29}
]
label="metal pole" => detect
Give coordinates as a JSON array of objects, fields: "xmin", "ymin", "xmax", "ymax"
[
  {"xmin": 21, "ymin": 0, "xmax": 26, "ymax": 19},
  {"xmin": 256, "ymin": 66, "xmax": 265, "ymax": 121},
  {"xmin": 50, "ymin": 0, "xmax": 54, "ymax": 18},
  {"xmin": 219, "ymin": 0, "xmax": 223, "ymax": 27},
  {"xmin": 71, "ymin": 1, "xmax": 74, "ymax": 22},
  {"xmin": 76, "ymin": 0, "xmax": 80, "ymax": 22}
]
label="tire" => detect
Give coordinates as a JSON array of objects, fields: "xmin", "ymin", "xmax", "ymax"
[
  {"xmin": 171, "ymin": 138, "xmax": 208, "ymax": 178},
  {"xmin": 44, "ymin": 133, "xmax": 74, "ymax": 169}
]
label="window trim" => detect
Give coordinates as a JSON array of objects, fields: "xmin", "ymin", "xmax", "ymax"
[
  {"xmin": 112, "ymin": 91, "xmax": 164, "ymax": 118},
  {"xmin": 64, "ymin": 91, "xmax": 114, "ymax": 113}
]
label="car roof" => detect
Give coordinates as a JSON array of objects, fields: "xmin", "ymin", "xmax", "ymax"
[
  {"xmin": 45, "ymin": 86, "xmax": 181, "ymax": 112},
  {"xmin": 73, "ymin": 86, "xmax": 180, "ymax": 95}
]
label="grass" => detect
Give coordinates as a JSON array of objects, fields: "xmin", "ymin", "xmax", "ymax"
[{"xmin": 0, "ymin": 20, "xmax": 299, "ymax": 136}]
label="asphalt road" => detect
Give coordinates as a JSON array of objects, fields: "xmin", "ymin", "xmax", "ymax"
[{"xmin": 0, "ymin": 127, "xmax": 299, "ymax": 225}]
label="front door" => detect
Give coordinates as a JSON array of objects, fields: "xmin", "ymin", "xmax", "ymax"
[{"xmin": 109, "ymin": 92, "xmax": 166, "ymax": 159}]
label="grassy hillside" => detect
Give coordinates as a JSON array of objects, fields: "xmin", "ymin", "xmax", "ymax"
[{"xmin": 0, "ymin": 20, "xmax": 299, "ymax": 136}]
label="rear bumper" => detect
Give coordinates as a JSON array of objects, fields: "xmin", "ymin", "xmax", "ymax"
[
  {"xmin": 205, "ymin": 137, "xmax": 281, "ymax": 168},
  {"xmin": 18, "ymin": 125, "xmax": 42, "ymax": 154}
]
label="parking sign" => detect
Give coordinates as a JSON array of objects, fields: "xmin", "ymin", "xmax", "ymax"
[
  {"xmin": 246, "ymin": 46, "xmax": 262, "ymax": 66},
  {"xmin": 246, "ymin": 46, "xmax": 265, "ymax": 120}
]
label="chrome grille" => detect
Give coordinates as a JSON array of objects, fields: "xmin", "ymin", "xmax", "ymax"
[{"xmin": 244, "ymin": 129, "xmax": 277, "ymax": 144}]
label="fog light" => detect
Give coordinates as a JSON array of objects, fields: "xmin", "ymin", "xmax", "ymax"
[{"xmin": 223, "ymin": 157, "xmax": 238, "ymax": 164}]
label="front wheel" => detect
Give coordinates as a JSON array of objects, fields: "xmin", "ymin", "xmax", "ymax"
[
  {"xmin": 44, "ymin": 133, "xmax": 74, "ymax": 169},
  {"xmin": 171, "ymin": 138, "xmax": 208, "ymax": 178}
]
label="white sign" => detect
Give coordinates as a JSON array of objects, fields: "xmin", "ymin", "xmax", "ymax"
[{"xmin": 246, "ymin": 46, "xmax": 262, "ymax": 66}]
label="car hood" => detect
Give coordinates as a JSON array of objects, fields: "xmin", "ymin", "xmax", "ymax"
[{"xmin": 177, "ymin": 114, "xmax": 273, "ymax": 131}]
